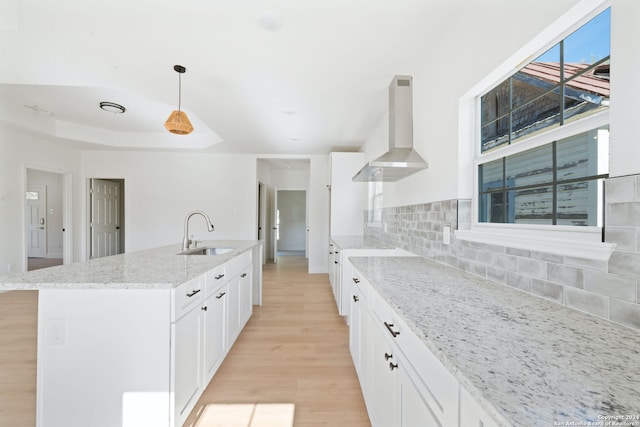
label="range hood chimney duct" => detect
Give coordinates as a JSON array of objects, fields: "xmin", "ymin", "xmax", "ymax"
[{"xmin": 352, "ymin": 75, "xmax": 428, "ymax": 182}]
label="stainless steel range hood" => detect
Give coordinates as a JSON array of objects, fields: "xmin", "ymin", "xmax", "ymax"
[{"xmin": 352, "ymin": 75, "xmax": 428, "ymax": 182}]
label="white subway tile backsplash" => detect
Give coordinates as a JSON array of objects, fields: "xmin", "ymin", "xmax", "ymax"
[
  {"xmin": 610, "ymin": 298, "xmax": 640, "ymax": 330},
  {"xmin": 609, "ymin": 251, "xmax": 640, "ymax": 277},
  {"xmin": 584, "ymin": 271, "xmax": 637, "ymax": 302},
  {"xmin": 363, "ymin": 178, "xmax": 640, "ymax": 331},
  {"xmin": 605, "ymin": 227, "xmax": 636, "ymax": 252},
  {"xmin": 531, "ymin": 279, "xmax": 565, "ymax": 304},
  {"xmin": 517, "ymin": 258, "xmax": 546, "ymax": 279},
  {"xmin": 547, "ymin": 263, "xmax": 584, "ymax": 288},
  {"xmin": 565, "ymin": 287, "xmax": 609, "ymax": 319},
  {"xmin": 507, "ymin": 272, "xmax": 532, "ymax": 292},
  {"xmin": 605, "ymin": 175, "xmax": 635, "ymax": 203},
  {"xmin": 607, "ymin": 202, "xmax": 640, "ymax": 227}
]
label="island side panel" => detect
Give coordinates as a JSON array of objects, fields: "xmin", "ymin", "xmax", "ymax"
[{"xmin": 37, "ymin": 288, "xmax": 172, "ymax": 427}]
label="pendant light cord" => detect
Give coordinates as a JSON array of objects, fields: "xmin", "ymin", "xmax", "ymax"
[{"xmin": 178, "ymin": 72, "xmax": 182, "ymax": 113}]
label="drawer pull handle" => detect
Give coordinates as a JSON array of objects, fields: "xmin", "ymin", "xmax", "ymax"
[
  {"xmin": 389, "ymin": 362, "xmax": 399, "ymax": 371},
  {"xmin": 353, "ymin": 295, "xmax": 360, "ymax": 302},
  {"xmin": 201, "ymin": 306, "xmax": 208, "ymax": 311},
  {"xmin": 216, "ymin": 292, "xmax": 226, "ymax": 299},
  {"xmin": 215, "ymin": 274, "xmax": 225, "ymax": 280},
  {"xmin": 241, "ymin": 273, "xmax": 247, "ymax": 278},
  {"xmin": 186, "ymin": 289, "xmax": 201, "ymax": 298},
  {"xmin": 384, "ymin": 322, "xmax": 400, "ymax": 338},
  {"xmin": 334, "ymin": 261, "xmax": 338, "ymax": 264},
  {"xmin": 385, "ymin": 353, "xmax": 393, "ymax": 361},
  {"xmin": 352, "ymin": 278, "xmax": 360, "ymax": 283}
]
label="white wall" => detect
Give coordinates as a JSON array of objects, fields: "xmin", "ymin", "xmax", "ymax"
[
  {"xmin": 359, "ymin": 0, "xmax": 603, "ymax": 207},
  {"xmin": 308, "ymin": 155, "xmax": 330, "ymax": 273},
  {"xmin": 609, "ymin": 0, "xmax": 640, "ymax": 177},
  {"xmin": 0, "ymin": 123, "xmax": 82, "ymax": 274},
  {"xmin": 81, "ymin": 151, "xmax": 258, "ymax": 255}
]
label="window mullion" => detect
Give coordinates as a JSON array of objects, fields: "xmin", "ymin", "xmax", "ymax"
[
  {"xmin": 552, "ymin": 141, "xmax": 558, "ymax": 225},
  {"xmin": 560, "ymin": 40, "xmax": 565, "ymax": 126}
]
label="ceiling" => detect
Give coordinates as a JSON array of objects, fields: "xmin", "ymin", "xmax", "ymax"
[{"xmin": 0, "ymin": 0, "xmax": 580, "ymax": 154}]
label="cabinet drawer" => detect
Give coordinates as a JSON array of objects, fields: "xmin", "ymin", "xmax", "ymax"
[
  {"xmin": 206, "ymin": 265, "xmax": 228, "ymax": 297},
  {"xmin": 224, "ymin": 251, "xmax": 252, "ymax": 279},
  {"xmin": 173, "ymin": 275, "xmax": 205, "ymax": 321}
]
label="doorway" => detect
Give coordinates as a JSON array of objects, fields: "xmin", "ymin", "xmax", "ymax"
[
  {"xmin": 256, "ymin": 158, "xmax": 310, "ymax": 264},
  {"xmin": 87, "ymin": 178, "xmax": 125, "ymax": 259},
  {"xmin": 276, "ymin": 189, "xmax": 307, "ymax": 259},
  {"xmin": 25, "ymin": 169, "xmax": 66, "ymax": 271}
]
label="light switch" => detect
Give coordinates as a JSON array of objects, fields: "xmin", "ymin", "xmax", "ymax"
[{"xmin": 48, "ymin": 208, "xmax": 54, "ymax": 215}]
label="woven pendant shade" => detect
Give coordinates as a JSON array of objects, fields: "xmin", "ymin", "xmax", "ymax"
[{"xmin": 164, "ymin": 110, "xmax": 194, "ymax": 135}]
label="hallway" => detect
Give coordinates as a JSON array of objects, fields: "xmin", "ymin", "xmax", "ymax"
[{"xmin": 184, "ymin": 256, "xmax": 370, "ymax": 426}]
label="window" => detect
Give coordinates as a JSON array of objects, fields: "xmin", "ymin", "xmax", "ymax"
[
  {"xmin": 367, "ymin": 182, "xmax": 383, "ymax": 224},
  {"xmin": 477, "ymin": 7, "xmax": 610, "ymax": 228}
]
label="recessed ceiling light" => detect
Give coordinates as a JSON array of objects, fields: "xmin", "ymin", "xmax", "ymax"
[
  {"xmin": 99, "ymin": 101, "xmax": 126, "ymax": 114},
  {"xmin": 258, "ymin": 11, "xmax": 283, "ymax": 32},
  {"xmin": 290, "ymin": 137, "xmax": 300, "ymax": 141},
  {"xmin": 282, "ymin": 109, "xmax": 296, "ymax": 115}
]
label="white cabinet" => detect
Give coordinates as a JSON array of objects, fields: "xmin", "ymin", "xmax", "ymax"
[
  {"xmin": 225, "ymin": 252, "xmax": 253, "ymax": 348},
  {"xmin": 171, "ymin": 276, "xmax": 206, "ymax": 427},
  {"xmin": 173, "ymin": 301, "xmax": 204, "ymax": 425},
  {"xmin": 459, "ymin": 386, "xmax": 500, "ymax": 427},
  {"xmin": 349, "ymin": 274, "xmax": 365, "ymax": 376},
  {"xmin": 350, "ymin": 272, "xmax": 466, "ymax": 427},
  {"xmin": 238, "ymin": 268, "xmax": 253, "ymax": 329},
  {"xmin": 329, "ymin": 152, "xmax": 365, "ymax": 236},
  {"xmin": 369, "ymin": 309, "xmax": 398, "ymax": 427},
  {"xmin": 35, "ymin": 248, "xmax": 259, "ymax": 427},
  {"xmin": 203, "ymin": 282, "xmax": 227, "ymax": 385}
]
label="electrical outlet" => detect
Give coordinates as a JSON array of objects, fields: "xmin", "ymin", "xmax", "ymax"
[
  {"xmin": 443, "ymin": 226, "xmax": 451, "ymax": 245},
  {"xmin": 47, "ymin": 318, "xmax": 66, "ymax": 345}
]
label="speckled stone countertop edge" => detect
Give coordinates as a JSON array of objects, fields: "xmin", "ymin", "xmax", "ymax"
[
  {"xmin": 0, "ymin": 240, "xmax": 261, "ymax": 290},
  {"xmin": 330, "ymin": 235, "xmax": 395, "ymax": 250},
  {"xmin": 349, "ymin": 255, "xmax": 640, "ymax": 427}
]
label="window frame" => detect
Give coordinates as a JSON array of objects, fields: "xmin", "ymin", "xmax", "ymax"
[{"xmin": 456, "ymin": 0, "xmax": 614, "ymax": 261}]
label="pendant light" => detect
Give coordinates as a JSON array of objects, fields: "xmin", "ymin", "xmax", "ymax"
[{"xmin": 164, "ymin": 65, "xmax": 194, "ymax": 135}]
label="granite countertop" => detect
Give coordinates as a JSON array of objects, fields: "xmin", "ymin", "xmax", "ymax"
[
  {"xmin": 331, "ymin": 235, "xmax": 394, "ymax": 250},
  {"xmin": 0, "ymin": 240, "xmax": 260, "ymax": 290},
  {"xmin": 350, "ymin": 256, "xmax": 640, "ymax": 427}
]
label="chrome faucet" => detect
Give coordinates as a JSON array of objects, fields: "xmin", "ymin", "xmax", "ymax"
[{"xmin": 182, "ymin": 210, "xmax": 215, "ymax": 251}]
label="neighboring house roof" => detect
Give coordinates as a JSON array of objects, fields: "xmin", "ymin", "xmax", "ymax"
[{"xmin": 521, "ymin": 62, "xmax": 610, "ymax": 98}]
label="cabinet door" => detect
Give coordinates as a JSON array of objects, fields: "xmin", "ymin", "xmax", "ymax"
[
  {"xmin": 239, "ymin": 269, "xmax": 253, "ymax": 327},
  {"xmin": 332, "ymin": 249, "xmax": 342, "ymax": 311},
  {"xmin": 173, "ymin": 304, "xmax": 204, "ymax": 426},
  {"xmin": 369, "ymin": 313, "xmax": 397, "ymax": 427},
  {"xmin": 227, "ymin": 275, "xmax": 241, "ymax": 347},
  {"xmin": 398, "ymin": 361, "xmax": 441, "ymax": 427},
  {"xmin": 459, "ymin": 386, "xmax": 500, "ymax": 427},
  {"xmin": 203, "ymin": 286, "xmax": 227, "ymax": 385},
  {"xmin": 349, "ymin": 280, "xmax": 364, "ymax": 374}
]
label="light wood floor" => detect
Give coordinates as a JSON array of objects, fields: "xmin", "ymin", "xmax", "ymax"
[
  {"xmin": 0, "ymin": 257, "xmax": 370, "ymax": 427},
  {"xmin": 184, "ymin": 256, "xmax": 371, "ymax": 427}
]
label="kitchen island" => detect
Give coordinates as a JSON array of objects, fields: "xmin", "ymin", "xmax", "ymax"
[
  {"xmin": 350, "ymin": 256, "xmax": 640, "ymax": 427},
  {"xmin": 0, "ymin": 240, "xmax": 263, "ymax": 427}
]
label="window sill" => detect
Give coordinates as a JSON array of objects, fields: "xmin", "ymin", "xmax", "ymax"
[{"xmin": 455, "ymin": 225, "xmax": 615, "ymax": 261}]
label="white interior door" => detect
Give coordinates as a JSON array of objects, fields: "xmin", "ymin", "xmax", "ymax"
[
  {"xmin": 273, "ymin": 187, "xmax": 278, "ymax": 264},
  {"xmin": 26, "ymin": 185, "xmax": 46, "ymax": 258},
  {"xmin": 90, "ymin": 179, "xmax": 121, "ymax": 259}
]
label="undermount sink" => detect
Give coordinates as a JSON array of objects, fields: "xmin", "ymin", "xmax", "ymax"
[{"xmin": 179, "ymin": 247, "xmax": 233, "ymax": 256}]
